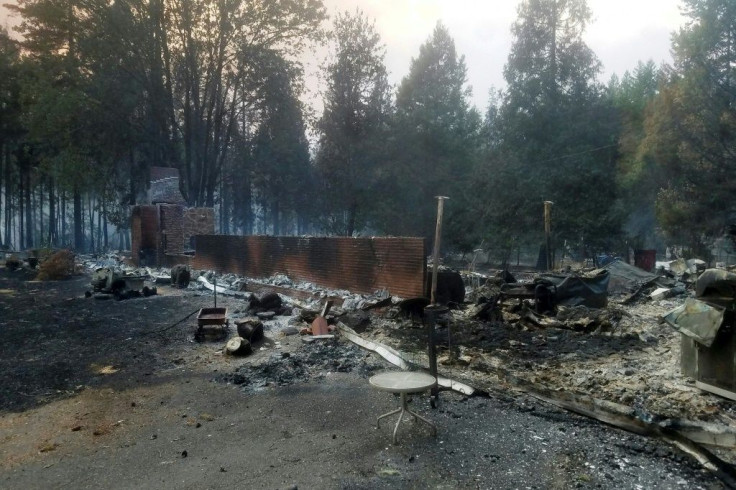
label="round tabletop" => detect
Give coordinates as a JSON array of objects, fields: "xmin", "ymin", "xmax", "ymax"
[{"xmin": 369, "ymin": 371, "xmax": 437, "ymax": 393}]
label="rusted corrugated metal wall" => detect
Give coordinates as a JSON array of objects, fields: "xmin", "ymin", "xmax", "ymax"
[{"xmin": 192, "ymin": 236, "xmax": 426, "ymax": 298}]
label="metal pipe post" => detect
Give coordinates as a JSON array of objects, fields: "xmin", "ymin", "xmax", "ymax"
[
  {"xmin": 431, "ymin": 196, "xmax": 449, "ymax": 305},
  {"xmin": 425, "ymin": 308, "xmax": 438, "ymax": 380}
]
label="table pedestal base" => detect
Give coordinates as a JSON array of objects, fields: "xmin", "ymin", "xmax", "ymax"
[{"xmin": 376, "ymin": 392, "xmax": 437, "ymax": 444}]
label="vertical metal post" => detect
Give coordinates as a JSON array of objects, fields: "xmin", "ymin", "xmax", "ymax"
[
  {"xmin": 428, "ymin": 197, "xmax": 449, "ymax": 408},
  {"xmin": 431, "ymin": 196, "xmax": 449, "ymax": 305},
  {"xmin": 544, "ymin": 201, "xmax": 553, "ymax": 271},
  {"xmin": 424, "ymin": 304, "xmax": 446, "ymax": 408},
  {"xmin": 425, "ymin": 308, "xmax": 438, "ymax": 381},
  {"xmin": 213, "ymin": 274, "xmax": 217, "ymax": 308}
]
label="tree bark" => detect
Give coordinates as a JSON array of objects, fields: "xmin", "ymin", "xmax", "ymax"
[
  {"xmin": 102, "ymin": 198, "xmax": 108, "ymax": 250},
  {"xmin": 243, "ymin": 181, "xmax": 252, "ymax": 235},
  {"xmin": 25, "ymin": 169, "xmax": 31, "ymax": 248},
  {"xmin": 48, "ymin": 178, "xmax": 56, "ymax": 245},
  {"xmin": 96, "ymin": 198, "xmax": 102, "ymax": 252},
  {"xmin": 73, "ymin": 186, "xmax": 83, "ymax": 251},
  {"xmin": 272, "ymin": 200, "xmax": 280, "ymax": 236},
  {"xmin": 38, "ymin": 179, "xmax": 44, "ymax": 246},
  {"xmin": 0, "ymin": 141, "xmax": 4, "ymax": 247},
  {"xmin": 88, "ymin": 194, "xmax": 95, "ymax": 253},
  {"xmin": 3, "ymin": 145, "xmax": 9, "ymax": 247},
  {"xmin": 61, "ymin": 190, "xmax": 66, "ymax": 247},
  {"xmin": 346, "ymin": 200, "xmax": 357, "ymax": 237},
  {"xmin": 219, "ymin": 175, "xmax": 229, "ymax": 234},
  {"xmin": 18, "ymin": 167, "xmax": 24, "ymax": 249}
]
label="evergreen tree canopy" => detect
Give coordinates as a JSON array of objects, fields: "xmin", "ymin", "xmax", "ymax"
[
  {"xmin": 316, "ymin": 9, "xmax": 391, "ymax": 236},
  {"xmin": 251, "ymin": 51, "xmax": 311, "ymax": 235},
  {"xmin": 490, "ymin": 0, "xmax": 620, "ymax": 256},
  {"xmin": 642, "ymin": 0, "xmax": 736, "ymax": 252},
  {"xmin": 387, "ymin": 22, "xmax": 480, "ymax": 241}
]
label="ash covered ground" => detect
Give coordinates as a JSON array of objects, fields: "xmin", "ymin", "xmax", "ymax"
[
  {"xmin": 218, "ymin": 339, "xmax": 389, "ymax": 390},
  {"xmin": 0, "ymin": 256, "xmax": 733, "ymax": 488}
]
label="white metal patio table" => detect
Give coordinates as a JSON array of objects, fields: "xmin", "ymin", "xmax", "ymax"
[{"xmin": 369, "ymin": 371, "xmax": 438, "ymax": 444}]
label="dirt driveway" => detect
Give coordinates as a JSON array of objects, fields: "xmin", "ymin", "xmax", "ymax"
[{"xmin": 0, "ymin": 268, "xmax": 725, "ymax": 489}]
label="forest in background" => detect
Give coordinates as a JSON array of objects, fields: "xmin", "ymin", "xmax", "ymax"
[{"xmin": 0, "ymin": 0, "xmax": 734, "ymax": 265}]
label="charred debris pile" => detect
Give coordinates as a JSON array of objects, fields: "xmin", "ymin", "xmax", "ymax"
[
  {"xmin": 7, "ymin": 250, "xmax": 736, "ymax": 467},
  {"xmin": 27, "ymin": 252, "xmax": 736, "ymax": 425}
]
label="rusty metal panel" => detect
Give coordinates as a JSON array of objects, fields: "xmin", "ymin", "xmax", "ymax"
[{"xmin": 192, "ymin": 236, "xmax": 426, "ymax": 298}]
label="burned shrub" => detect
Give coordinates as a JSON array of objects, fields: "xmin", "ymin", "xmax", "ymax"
[{"xmin": 36, "ymin": 250, "xmax": 75, "ymax": 281}]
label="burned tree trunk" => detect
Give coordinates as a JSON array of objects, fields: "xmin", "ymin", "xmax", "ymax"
[
  {"xmin": 0, "ymin": 144, "xmax": 3, "ymax": 247},
  {"xmin": 61, "ymin": 191, "xmax": 67, "ymax": 247},
  {"xmin": 88, "ymin": 195, "xmax": 95, "ymax": 253},
  {"xmin": 24, "ymin": 161, "xmax": 32, "ymax": 249},
  {"xmin": 73, "ymin": 186, "xmax": 83, "ymax": 251},
  {"xmin": 272, "ymin": 200, "xmax": 280, "ymax": 236},
  {"xmin": 102, "ymin": 198, "xmax": 108, "ymax": 250},
  {"xmin": 48, "ymin": 177, "xmax": 56, "ymax": 246},
  {"xmin": 346, "ymin": 200, "xmax": 357, "ymax": 237},
  {"xmin": 38, "ymin": 180, "xmax": 44, "ymax": 246}
]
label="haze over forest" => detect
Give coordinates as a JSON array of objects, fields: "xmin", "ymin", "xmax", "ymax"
[{"xmin": 0, "ymin": 0, "xmax": 733, "ymax": 265}]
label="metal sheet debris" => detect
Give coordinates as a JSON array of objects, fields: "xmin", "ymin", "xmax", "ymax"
[
  {"xmin": 663, "ymin": 298, "xmax": 724, "ymax": 348},
  {"xmin": 695, "ymin": 269, "xmax": 736, "ymax": 302},
  {"xmin": 602, "ymin": 260, "xmax": 658, "ymax": 294},
  {"xmin": 538, "ymin": 271, "xmax": 610, "ymax": 308}
]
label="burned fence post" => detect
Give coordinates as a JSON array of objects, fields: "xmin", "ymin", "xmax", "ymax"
[{"xmin": 544, "ymin": 200, "xmax": 554, "ymax": 271}]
